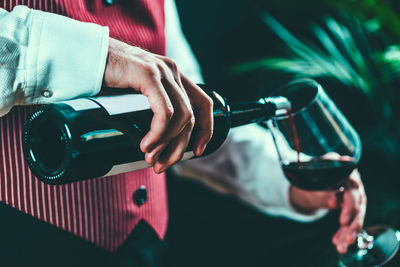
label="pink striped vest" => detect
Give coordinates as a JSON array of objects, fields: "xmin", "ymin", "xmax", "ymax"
[{"xmin": 0, "ymin": 0, "xmax": 168, "ymax": 253}]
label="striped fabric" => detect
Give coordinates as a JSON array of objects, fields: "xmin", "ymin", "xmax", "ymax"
[{"xmin": 0, "ymin": 0, "xmax": 168, "ymax": 252}]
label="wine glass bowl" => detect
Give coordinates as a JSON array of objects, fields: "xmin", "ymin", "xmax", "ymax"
[{"xmin": 266, "ymin": 79, "xmax": 361, "ymax": 191}]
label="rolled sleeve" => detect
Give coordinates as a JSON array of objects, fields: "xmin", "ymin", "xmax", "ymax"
[{"xmin": 0, "ymin": 6, "xmax": 109, "ymax": 117}]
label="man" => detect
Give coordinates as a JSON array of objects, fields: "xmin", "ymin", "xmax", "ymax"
[
  {"xmin": 0, "ymin": 0, "xmax": 365, "ymax": 266},
  {"xmin": 0, "ymin": 1, "xmax": 212, "ymax": 266}
]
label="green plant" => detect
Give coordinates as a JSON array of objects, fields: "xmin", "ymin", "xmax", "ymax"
[
  {"xmin": 233, "ymin": 11, "xmax": 400, "ymax": 139},
  {"xmin": 253, "ymin": 0, "xmax": 400, "ymax": 40}
]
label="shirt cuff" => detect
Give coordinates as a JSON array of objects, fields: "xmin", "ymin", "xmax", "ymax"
[
  {"xmin": 259, "ymin": 174, "xmax": 329, "ymax": 222},
  {"xmin": 24, "ymin": 8, "xmax": 109, "ymax": 104}
]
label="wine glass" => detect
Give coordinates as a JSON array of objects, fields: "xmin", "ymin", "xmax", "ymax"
[{"xmin": 264, "ymin": 79, "xmax": 400, "ymax": 267}]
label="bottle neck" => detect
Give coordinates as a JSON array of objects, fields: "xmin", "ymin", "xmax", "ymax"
[{"xmin": 229, "ymin": 96, "xmax": 291, "ymax": 127}]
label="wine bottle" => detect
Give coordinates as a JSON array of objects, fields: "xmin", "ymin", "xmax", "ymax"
[{"xmin": 22, "ymin": 87, "xmax": 291, "ymax": 185}]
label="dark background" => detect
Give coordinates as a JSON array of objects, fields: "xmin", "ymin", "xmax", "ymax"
[{"xmin": 165, "ymin": 0, "xmax": 400, "ymax": 266}]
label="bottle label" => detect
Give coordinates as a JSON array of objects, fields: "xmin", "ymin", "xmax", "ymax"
[
  {"xmin": 90, "ymin": 94, "xmax": 150, "ymax": 116},
  {"xmin": 103, "ymin": 151, "xmax": 195, "ymax": 176},
  {"xmin": 57, "ymin": 98, "xmax": 101, "ymax": 111}
]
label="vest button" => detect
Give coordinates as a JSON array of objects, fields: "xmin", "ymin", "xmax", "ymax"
[
  {"xmin": 103, "ymin": 0, "xmax": 114, "ymax": 6},
  {"xmin": 133, "ymin": 185, "xmax": 148, "ymax": 206}
]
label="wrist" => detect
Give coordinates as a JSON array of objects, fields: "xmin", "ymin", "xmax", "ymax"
[{"xmin": 289, "ymin": 185, "xmax": 321, "ymax": 215}]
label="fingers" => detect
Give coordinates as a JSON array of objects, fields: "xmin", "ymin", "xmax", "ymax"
[
  {"xmin": 332, "ymin": 227, "xmax": 348, "ymax": 254},
  {"xmin": 147, "ymin": 74, "xmax": 213, "ymax": 171},
  {"xmin": 181, "ymin": 74, "xmax": 213, "ymax": 156},
  {"xmin": 139, "ymin": 78, "xmax": 175, "ymax": 153},
  {"xmin": 333, "ymin": 193, "xmax": 361, "ymax": 254},
  {"xmin": 144, "ymin": 77, "xmax": 194, "ymax": 164},
  {"xmin": 137, "ymin": 57, "xmax": 212, "ymax": 171},
  {"xmin": 153, "ymin": 122, "xmax": 193, "ymax": 173},
  {"xmin": 333, "ymin": 211, "xmax": 366, "ymax": 254},
  {"xmin": 328, "ymin": 192, "xmax": 340, "ymax": 209},
  {"xmin": 145, "ymin": 112, "xmax": 194, "ymax": 166},
  {"xmin": 339, "ymin": 187, "xmax": 358, "ymax": 226},
  {"xmin": 321, "ymin": 152, "xmax": 355, "ymax": 162},
  {"xmin": 347, "ymin": 173, "xmax": 367, "ymax": 236},
  {"xmin": 321, "ymin": 152, "xmax": 341, "ymax": 160},
  {"xmin": 332, "ymin": 170, "xmax": 366, "ymax": 254},
  {"xmin": 103, "ymin": 40, "xmax": 214, "ymax": 173}
]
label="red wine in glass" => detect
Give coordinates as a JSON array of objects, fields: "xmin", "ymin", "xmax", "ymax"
[
  {"xmin": 282, "ymin": 159, "xmax": 357, "ymax": 191},
  {"xmin": 284, "ymin": 110, "xmax": 357, "ymax": 191}
]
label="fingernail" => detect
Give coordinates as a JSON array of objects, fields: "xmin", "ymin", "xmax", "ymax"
[
  {"xmin": 158, "ymin": 166, "xmax": 167, "ymax": 173},
  {"xmin": 328, "ymin": 195, "xmax": 337, "ymax": 208},
  {"xmin": 338, "ymin": 244, "xmax": 346, "ymax": 254},
  {"xmin": 141, "ymin": 139, "xmax": 149, "ymax": 152},
  {"xmin": 153, "ymin": 166, "xmax": 162, "ymax": 174},
  {"xmin": 153, "ymin": 167, "xmax": 160, "ymax": 174},
  {"xmin": 141, "ymin": 139, "xmax": 154, "ymax": 153},
  {"xmin": 337, "ymin": 245, "xmax": 343, "ymax": 254},
  {"xmin": 196, "ymin": 143, "xmax": 207, "ymax": 156},
  {"xmin": 149, "ymin": 151, "xmax": 161, "ymax": 164},
  {"xmin": 154, "ymin": 162, "xmax": 167, "ymax": 173}
]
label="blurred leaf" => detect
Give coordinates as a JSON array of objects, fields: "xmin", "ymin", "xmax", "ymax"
[
  {"xmin": 233, "ymin": 11, "xmax": 400, "ymax": 138},
  {"xmin": 253, "ymin": 0, "xmax": 400, "ymax": 41}
]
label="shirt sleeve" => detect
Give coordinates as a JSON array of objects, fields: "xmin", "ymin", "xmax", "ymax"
[
  {"xmin": 173, "ymin": 124, "xmax": 329, "ymax": 222},
  {"xmin": 0, "ymin": 6, "xmax": 109, "ymax": 116}
]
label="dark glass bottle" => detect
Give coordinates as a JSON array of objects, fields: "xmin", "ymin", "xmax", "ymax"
[{"xmin": 22, "ymin": 88, "xmax": 290, "ymax": 184}]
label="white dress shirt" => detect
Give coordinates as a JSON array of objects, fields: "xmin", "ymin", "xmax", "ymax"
[
  {"xmin": 0, "ymin": 0, "xmax": 327, "ymax": 222},
  {"xmin": 0, "ymin": 6, "xmax": 108, "ymax": 116}
]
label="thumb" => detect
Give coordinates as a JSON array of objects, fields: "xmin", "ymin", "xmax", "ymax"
[{"xmin": 327, "ymin": 192, "xmax": 340, "ymax": 209}]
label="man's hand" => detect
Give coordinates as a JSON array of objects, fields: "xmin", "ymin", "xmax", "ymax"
[
  {"xmin": 103, "ymin": 38, "xmax": 213, "ymax": 173},
  {"xmin": 290, "ymin": 169, "xmax": 367, "ymax": 254}
]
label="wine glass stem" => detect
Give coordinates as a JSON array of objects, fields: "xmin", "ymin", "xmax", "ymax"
[
  {"xmin": 357, "ymin": 230, "xmax": 374, "ymax": 250},
  {"xmin": 336, "ymin": 186, "xmax": 375, "ymax": 251}
]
